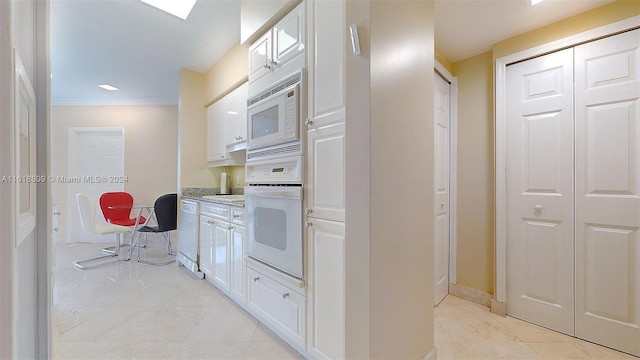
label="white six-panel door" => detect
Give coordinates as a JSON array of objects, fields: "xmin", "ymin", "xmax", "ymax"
[
  {"xmin": 505, "ymin": 48, "xmax": 575, "ymax": 335},
  {"xmin": 574, "ymin": 28, "xmax": 640, "ymax": 356},
  {"xmin": 506, "ymin": 29, "xmax": 640, "ymax": 356},
  {"xmin": 434, "ymin": 72, "xmax": 451, "ymax": 306}
]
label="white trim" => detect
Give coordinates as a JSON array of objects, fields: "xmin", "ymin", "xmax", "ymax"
[
  {"xmin": 494, "ymin": 16, "xmax": 640, "ymax": 303},
  {"xmin": 434, "ymin": 61, "xmax": 458, "ymax": 285}
]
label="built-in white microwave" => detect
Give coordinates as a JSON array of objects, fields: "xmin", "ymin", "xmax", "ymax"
[{"xmin": 246, "ymin": 71, "xmax": 301, "ymax": 153}]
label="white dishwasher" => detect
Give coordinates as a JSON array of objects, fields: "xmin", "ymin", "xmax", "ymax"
[{"xmin": 177, "ymin": 199, "xmax": 203, "ymax": 278}]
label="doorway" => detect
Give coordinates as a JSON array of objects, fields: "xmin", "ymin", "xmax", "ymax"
[
  {"xmin": 434, "ymin": 63, "xmax": 458, "ymax": 306},
  {"xmin": 501, "ymin": 28, "xmax": 640, "ymax": 356},
  {"xmin": 66, "ymin": 128, "xmax": 125, "ymax": 243}
]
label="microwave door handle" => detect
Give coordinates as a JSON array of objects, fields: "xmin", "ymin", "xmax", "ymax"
[{"xmin": 246, "ymin": 191, "xmax": 301, "ymax": 198}]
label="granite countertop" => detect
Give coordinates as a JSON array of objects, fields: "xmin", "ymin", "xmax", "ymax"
[{"xmin": 181, "ymin": 195, "xmax": 245, "ymax": 207}]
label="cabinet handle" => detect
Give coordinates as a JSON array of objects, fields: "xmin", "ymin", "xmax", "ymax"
[
  {"xmin": 207, "ymin": 220, "xmax": 214, "ymax": 225},
  {"xmin": 253, "ymin": 277, "xmax": 260, "ymax": 282},
  {"xmin": 263, "ymin": 63, "xmax": 271, "ymax": 70},
  {"xmin": 305, "ymin": 221, "xmax": 313, "ymax": 227},
  {"xmin": 282, "ymin": 292, "xmax": 289, "ymax": 299},
  {"xmin": 53, "ymin": 211, "xmax": 61, "ymax": 216},
  {"xmin": 534, "ymin": 204, "xmax": 543, "ymax": 211},
  {"xmin": 304, "ymin": 208, "xmax": 312, "ymax": 215},
  {"xmin": 270, "ymin": 59, "xmax": 279, "ymax": 66},
  {"xmin": 233, "ymin": 214, "xmax": 241, "ymax": 219},
  {"xmin": 305, "ymin": 118, "xmax": 313, "ymax": 126},
  {"xmin": 440, "ymin": 202, "xmax": 445, "ymax": 209},
  {"xmin": 228, "ymin": 226, "xmax": 234, "ymax": 230}
]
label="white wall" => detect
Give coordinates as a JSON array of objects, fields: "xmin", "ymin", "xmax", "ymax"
[{"xmin": 51, "ymin": 105, "xmax": 179, "ymax": 240}]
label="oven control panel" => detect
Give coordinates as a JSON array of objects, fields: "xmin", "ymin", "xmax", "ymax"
[{"xmin": 245, "ymin": 156, "xmax": 303, "ymax": 184}]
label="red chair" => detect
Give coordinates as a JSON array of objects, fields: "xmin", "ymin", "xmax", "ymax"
[
  {"xmin": 100, "ymin": 191, "xmax": 146, "ymax": 226},
  {"xmin": 99, "ymin": 192, "xmax": 146, "ymax": 255}
]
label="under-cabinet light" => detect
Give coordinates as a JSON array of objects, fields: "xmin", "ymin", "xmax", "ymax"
[{"xmin": 141, "ymin": 0, "xmax": 197, "ymax": 20}]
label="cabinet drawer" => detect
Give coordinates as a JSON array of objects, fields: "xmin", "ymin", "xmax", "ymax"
[
  {"xmin": 200, "ymin": 202, "xmax": 230, "ymax": 220},
  {"xmin": 231, "ymin": 206, "xmax": 245, "ymax": 226},
  {"xmin": 247, "ymin": 268, "xmax": 306, "ymax": 347}
]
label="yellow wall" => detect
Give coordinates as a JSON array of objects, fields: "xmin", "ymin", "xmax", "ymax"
[
  {"xmin": 204, "ymin": 44, "xmax": 249, "ymax": 105},
  {"xmin": 51, "ymin": 105, "xmax": 179, "ymax": 239},
  {"xmin": 453, "ymin": 51, "xmax": 495, "ymax": 295},
  {"xmin": 435, "ymin": 48, "xmax": 453, "ymax": 74},
  {"xmin": 370, "ymin": 1, "xmax": 435, "ymax": 357},
  {"xmin": 493, "ymin": 0, "xmax": 640, "ymax": 58}
]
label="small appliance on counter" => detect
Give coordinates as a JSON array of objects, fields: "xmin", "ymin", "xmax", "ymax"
[{"xmin": 218, "ymin": 170, "xmax": 231, "ymax": 195}]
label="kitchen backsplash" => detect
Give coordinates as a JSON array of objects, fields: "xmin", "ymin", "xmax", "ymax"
[{"xmin": 181, "ymin": 187, "xmax": 244, "ymax": 197}]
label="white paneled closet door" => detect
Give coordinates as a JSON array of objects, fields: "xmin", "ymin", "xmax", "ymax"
[
  {"xmin": 505, "ymin": 48, "xmax": 576, "ymax": 336},
  {"xmin": 574, "ymin": 28, "xmax": 640, "ymax": 356},
  {"xmin": 506, "ymin": 29, "xmax": 640, "ymax": 356},
  {"xmin": 434, "ymin": 71, "xmax": 451, "ymax": 306}
]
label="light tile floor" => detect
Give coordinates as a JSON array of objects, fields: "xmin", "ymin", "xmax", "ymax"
[
  {"xmin": 435, "ymin": 295, "xmax": 638, "ymax": 360},
  {"xmin": 53, "ymin": 242, "xmax": 639, "ymax": 359}
]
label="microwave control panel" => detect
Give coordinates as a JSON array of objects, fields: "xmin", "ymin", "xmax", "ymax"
[{"xmin": 285, "ymin": 87, "xmax": 298, "ymax": 141}]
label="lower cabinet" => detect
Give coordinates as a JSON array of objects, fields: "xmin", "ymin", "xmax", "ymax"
[
  {"xmin": 307, "ymin": 217, "xmax": 345, "ymax": 359},
  {"xmin": 230, "ymin": 225, "xmax": 246, "ymax": 303},
  {"xmin": 213, "ymin": 220, "xmax": 232, "ymax": 292},
  {"xmin": 198, "ymin": 215, "xmax": 214, "ymax": 278},
  {"xmin": 247, "ymin": 267, "xmax": 307, "ymax": 348}
]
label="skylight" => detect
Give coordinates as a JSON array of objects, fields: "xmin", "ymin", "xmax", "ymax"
[
  {"xmin": 141, "ymin": 0, "xmax": 197, "ymax": 20},
  {"xmin": 98, "ymin": 84, "xmax": 119, "ymax": 91}
]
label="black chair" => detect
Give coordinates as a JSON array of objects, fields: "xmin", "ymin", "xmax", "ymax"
[{"xmin": 136, "ymin": 193, "xmax": 177, "ymax": 265}]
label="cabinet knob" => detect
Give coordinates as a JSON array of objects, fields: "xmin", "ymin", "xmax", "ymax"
[
  {"xmin": 305, "ymin": 118, "xmax": 313, "ymax": 126},
  {"xmin": 534, "ymin": 204, "xmax": 543, "ymax": 211},
  {"xmin": 233, "ymin": 214, "xmax": 241, "ymax": 219},
  {"xmin": 228, "ymin": 226, "xmax": 234, "ymax": 230},
  {"xmin": 263, "ymin": 63, "xmax": 271, "ymax": 70},
  {"xmin": 253, "ymin": 277, "xmax": 260, "ymax": 282},
  {"xmin": 270, "ymin": 59, "xmax": 279, "ymax": 66},
  {"xmin": 440, "ymin": 202, "xmax": 445, "ymax": 209},
  {"xmin": 282, "ymin": 292, "xmax": 289, "ymax": 299},
  {"xmin": 305, "ymin": 221, "xmax": 313, "ymax": 227},
  {"xmin": 207, "ymin": 220, "xmax": 214, "ymax": 225},
  {"xmin": 304, "ymin": 208, "xmax": 312, "ymax": 215}
]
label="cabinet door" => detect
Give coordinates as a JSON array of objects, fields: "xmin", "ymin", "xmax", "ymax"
[
  {"xmin": 213, "ymin": 221, "xmax": 231, "ymax": 292},
  {"xmin": 309, "ymin": 0, "xmax": 344, "ymax": 124},
  {"xmin": 198, "ymin": 215, "xmax": 214, "ymax": 278},
  {"xmin": 307, "ymin": 122, "xmax": 345, "ymax": 222},
  {"xmin": 247, "ymin": 268, "xmax": 307, "ymax": 347},
  {"xmin": 225, "ymin": 83, "xmax": 248, "ymax": 145},
  {"xmin": 248, "ymin": 31, "xmax": 272, "ymax": 82},
  {"xmin": 230, "ymin": 225, "xmax": 246, "ymax": 303},
  {"xmin": 273, "ymin": 2, "xmax": 306, "ymax": 69},
  {"xmin": 207, "ymin": 100, "xmax": 226, "ymax": 161},
  {"xmin": 307, "ymin": 218, "xmax": 345, "ymax": 359}
]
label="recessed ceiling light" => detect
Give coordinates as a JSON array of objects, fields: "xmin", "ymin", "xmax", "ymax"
[
  {"xmin": 530, "ymin": 0, "xmax": 544, "ymax": 5},
  {"xmin": 141, "ymin": 0, "xmax": 197, "ymax": 20},
  {"xmin": 98, "ymin": 84, "xmax": 119, "ymax": 91}
]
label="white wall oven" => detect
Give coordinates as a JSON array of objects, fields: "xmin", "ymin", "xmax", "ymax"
[
  {"xmin": 245, "ymin": 156, "xmax": 304, "ymax": 279},
  {"xmin": 247, "ymin": 70, "xmax": 303, "ymax": 161}
]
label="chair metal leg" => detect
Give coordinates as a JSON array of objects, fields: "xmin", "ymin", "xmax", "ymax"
[
  {"xmin": 101, "ymin": 233, "xmax": 130, "ymax": 255},
  {"xmin": 74, "ymin": 234, "xmax": 125, "ymax": 270},
  {"xmin": 136, "ymin": 232, "xmax": 176, "ymax": 266}
]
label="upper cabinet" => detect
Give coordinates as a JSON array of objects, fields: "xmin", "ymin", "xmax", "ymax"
[
  {"xmin": 207, "ymin": 82, "xmax": 248, "ymax": 167},
  {"xmin": 248, "ymin": 3, "xmax": 306, "ymax": 83}
]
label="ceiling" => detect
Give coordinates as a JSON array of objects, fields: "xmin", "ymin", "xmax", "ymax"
[{"xmin": 50, "ymin": 0, "xmax": 614, "ymax": 106}]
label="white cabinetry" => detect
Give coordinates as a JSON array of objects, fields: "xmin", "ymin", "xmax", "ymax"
[
  {"xmin": 199, "ymin": 201, "xmax": 246, "ymax": 305},
  {"xmin": 206, "ymin": 83, "xmax": 248, "ymax": 167},
  {"xmin": 198, "ymin": 214, "xmax": 215, "ymax": 278},
  {"xmin": 307, "ymin": 218, "xmax": 345, "ymax": 359},
  {"xmin": 248, "ymin": 3, "xmax": 306, "ymax": 83},
  {"xmin": 306, "ymin": 0, "xmax": 347, "ymax": 358},
  {"xmin": 247, "ymin": 267, "xmax": 306, "ymax": 347}
]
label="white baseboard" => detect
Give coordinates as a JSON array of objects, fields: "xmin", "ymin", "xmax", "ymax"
[{"xmin": 424, "ymin": 347, "xmax": 437, "ymax": 360}]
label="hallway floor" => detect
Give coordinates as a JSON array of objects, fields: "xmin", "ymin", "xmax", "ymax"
[{"xmin": 53, "ymin": 242, "xmax": 637, "ymax": 359}]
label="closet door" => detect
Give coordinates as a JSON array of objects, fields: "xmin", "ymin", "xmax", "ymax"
[
  {"xmin": 505, "ymin": 48, "xmax": 575, "ymax": 335},
  {"xmin": 574, "ymin": 28, "xmax": 640, "ymax": 357}
]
